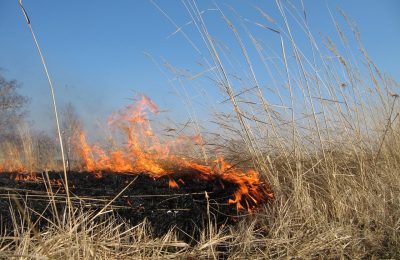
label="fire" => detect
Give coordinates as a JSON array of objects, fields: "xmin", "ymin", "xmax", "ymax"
[
  {"xmin": 11, "ymin": 172, "xmax": 63, "ymax": 187},
  {"xmin": 78, "ymin": 94, "xmax": 274, "ymax": 212},
  {"xmin": 0, "ymin": 94, "xmax": 273, "ymax": 212},
  {"xmin": 14, "ymin": 172, "xmax": 40, "ymax": 182},
  {"xmin": 168, "ymin": 176, "xmax": 179, "ymax": 188}
]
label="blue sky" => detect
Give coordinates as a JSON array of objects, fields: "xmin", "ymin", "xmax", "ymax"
[{"xmin": 0, "ymin": 1, "xmax": 399, "ymax": 135}]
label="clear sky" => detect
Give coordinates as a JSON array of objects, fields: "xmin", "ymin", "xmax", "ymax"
[{"xmin": 0, "ymin": 1, "xmax": 399, "ymax": 135}]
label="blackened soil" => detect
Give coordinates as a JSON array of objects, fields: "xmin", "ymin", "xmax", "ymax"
[{"xmin": 0, "ymin": 171, "xmax": 247, "ymax": 243}]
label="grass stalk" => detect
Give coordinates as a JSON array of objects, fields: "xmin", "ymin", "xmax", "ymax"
[{"xmin": 18, "ymin": 0, "xmax": 72, "ymax": 217}]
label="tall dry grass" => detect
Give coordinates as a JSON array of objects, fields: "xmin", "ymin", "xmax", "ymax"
[{"xmin": 1, "ymin": 1, "xmax": 399, "ymax": 259}]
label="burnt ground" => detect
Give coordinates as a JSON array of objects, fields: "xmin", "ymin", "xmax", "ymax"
[{"xmin": 0, "ymin": 171, "xmax": 254, "ymax": 243}]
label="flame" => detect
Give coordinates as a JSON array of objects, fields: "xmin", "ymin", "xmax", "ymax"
[
  {"xmin": 14, "ymin": 172, "xmax": 40, "ymax": 182},
  {"xmin": 78, "ymin": 94, "xmax": 274, "ymax": 212},
  {"xmin": 168, "ymin": 176, "xmax": 179, "ymax": 188},
  {"xmin": 0, "ymin": 94, "xmax": 273, "ymax": 212},
  {"xmin": 11, "ymin": 172, "xmax": 63, "ymax": 187}
]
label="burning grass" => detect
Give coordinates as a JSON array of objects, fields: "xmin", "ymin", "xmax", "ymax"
[
  {"xmin": 0, "ymin": 96, "xmax": 274, "ymax": 252},
  {"xmin": 0, "ymin": 171, "xmax": 258, "ymax": 242},
  {"xmin": 77, "ymin": 94, "xmax": 273, "ymax": 212}
]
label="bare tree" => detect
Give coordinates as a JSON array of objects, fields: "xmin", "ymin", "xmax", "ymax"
[
  {"xmin": 0, "ymin": 73, "xmax": 28, "ymax": 142},
  {"xmin": 34, "ymin": 131, "xmax": 57, "ymax": 170},
  {"xmin": 61, "ymin": 103, "xmax": 83, "ymax": 170}
]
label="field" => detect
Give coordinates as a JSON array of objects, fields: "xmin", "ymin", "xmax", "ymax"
[{"xmin": 0, "ymin": 1, "xmax": 399, "ymax": 259}]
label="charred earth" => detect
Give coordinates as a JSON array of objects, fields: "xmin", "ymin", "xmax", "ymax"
[{"xmin": 0, "ymin": 170, "xmax": 272, "ymax": 243}]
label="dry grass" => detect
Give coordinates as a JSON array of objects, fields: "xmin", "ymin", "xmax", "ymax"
[{"xmin": 1, "ymin": 1, "xmax": 400, "ymax": 259}]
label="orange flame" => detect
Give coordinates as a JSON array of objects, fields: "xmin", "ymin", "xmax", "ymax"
[
  {"xmin": 0, "ymin": 94, "xmax": 273, "ymax": 212},
  {"xmin": 168, "ymin": 176, "xmax": 179, "ymax": 188},
  {"xmin": 78, "ymin": 94, "xmax": 273, "ymax": 212},
  {"xmin": 11, "ymin": 172, "xmax": 63, "ymax": 187},
  {"xmin": 14, "ymin": 172, "xmax": 40, "ymax": 182}
]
